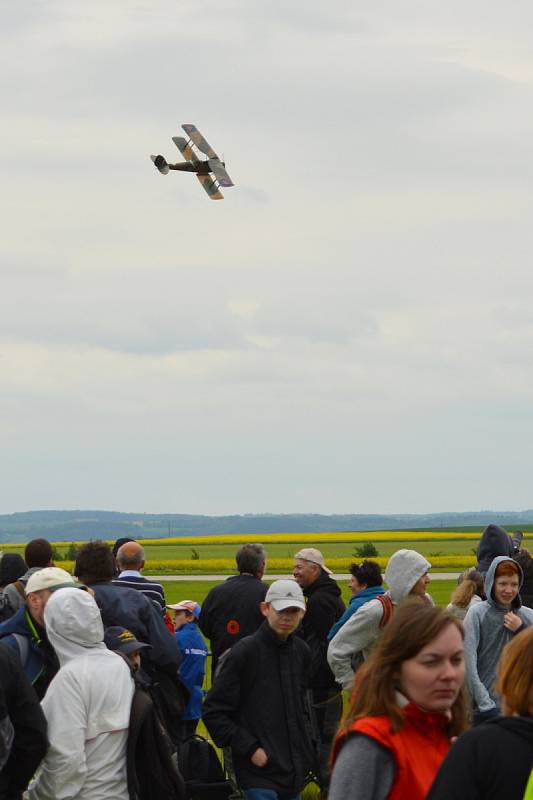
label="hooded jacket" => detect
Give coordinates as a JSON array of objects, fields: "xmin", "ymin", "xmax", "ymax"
[
  {"xmin": 463, "ymin": 556, "xmax": 533, "ymax": 712},
  {"xmin": 0, "ymin": 605, "xmax": 59, "ymax": 699},
  {"xmin": 28, "ymin": 588, "xmax": 134, "ymax": 800},
  {"xmin": 327, "ymin": 550, "xmax": 431, "ymax": 689},
  {"xmin": 299, "ymin": 569, "xmax": 345, "ymax": 690},
  {"xmin": 327, "ymin": 585, "xmax": 385, "ymax": 641},
  {"xmin": 427, "ymin": 716, "xmax": 533, "ymax": 800},
  {"xmin": 476, "ymin": 524, "xmax": 514, "ymax": 575}
]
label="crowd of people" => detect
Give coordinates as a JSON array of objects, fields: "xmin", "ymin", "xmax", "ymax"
[{"xmin": 0, "ymin": 523, "xmax": 532, "ymax": 800}]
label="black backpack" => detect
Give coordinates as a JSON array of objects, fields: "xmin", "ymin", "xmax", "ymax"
[
  {"xmin": 178, "ymin": 734, "xmax": 242, "ymax": 800},
  {"xmin": 127, "ymin": 671, "xmax": 187, "ymax": 800}
]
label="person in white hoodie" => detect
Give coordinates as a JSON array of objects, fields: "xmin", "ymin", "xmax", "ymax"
[
  {"xmin": 27, "ymin": 587, "xmax": 134, "ymax": 800},
  {"xmin": 327, "ymin": 549, "xmax": 432, "ymax": 690}
]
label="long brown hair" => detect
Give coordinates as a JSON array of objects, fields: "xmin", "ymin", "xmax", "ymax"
[
  {"xmin": 451, "ymin": 569, "xmax": 484, "ymax": 608},
  {"xmin": 496, "ymin": 627, "xmax": 533, "ymax": 716},
  {"xmin": 340, "ymin": 602, "xmax": 469, "ymax": 737}
]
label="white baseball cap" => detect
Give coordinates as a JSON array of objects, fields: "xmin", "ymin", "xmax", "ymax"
[
  {"xmin": 294, "ymin": 547, "xmax": 332, "ymax": 575},
  {"xmin": 25, "ymin": 567, "xmax": 85, "ymax": 595},
  {"xmin": 265, "ymin": 579, "xmax": 306, "ymax": 611}
]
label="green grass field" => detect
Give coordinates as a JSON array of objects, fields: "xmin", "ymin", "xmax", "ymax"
[{"xmin": 161, "ymin": 578, "xmax": 457, "ymax": 608}]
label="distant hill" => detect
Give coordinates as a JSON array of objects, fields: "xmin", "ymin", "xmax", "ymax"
[{"xmin": 1, "ymin": 509, "xmax": 533, "ymax": 543}]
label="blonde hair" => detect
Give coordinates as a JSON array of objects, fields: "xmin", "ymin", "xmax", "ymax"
[{"xmin": 450, "ymin": 569, "xmax": 484, "ymax": 608}]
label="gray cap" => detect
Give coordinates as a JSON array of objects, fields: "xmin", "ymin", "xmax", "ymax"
[{"xmin": 265, "ymin": 579, "xmax": 306, "ymax": 611}]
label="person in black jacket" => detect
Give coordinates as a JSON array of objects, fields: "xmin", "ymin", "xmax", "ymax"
[
  {"xmin": 475, "ymin": 524, "xmax": 521, "ymax": 575},
  {"xmin": 203, "ymin": 579, "xmax": 315, "ymax": 800},
  {"xmin": 293, "ymin": 548, "xmax": 345, "ymax": 789},
  {"xmin": 428, "ymin": 626, "xmax": 533, "ymax": 800},
  {"xmin": 199, "ymin": 543, "xmax": 267, "ymax": 678},
  {"xmin": 515, "ymin": 548, "xmax": 533, "ymax": 610},
  {"xmin": 0, "ymin": 642, "xmax": 48, "ymax": 800}
]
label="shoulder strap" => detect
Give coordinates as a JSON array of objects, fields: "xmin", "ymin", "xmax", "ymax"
[
  {"xmin": 12, "ymin": 633, "xmax": 30, "ymax": 668},
  {"xmin": 13, "ymin": 581, "xmax": 26, "ymax": 600},
  {"xmin": 376, "ymin": 595, "xmax": 394, "ymax": 629}
]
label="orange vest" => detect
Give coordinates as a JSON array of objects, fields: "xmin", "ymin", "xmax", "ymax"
[{"xmin": 332, "ymin": 704, "xmax": 451, "ymax": 800}]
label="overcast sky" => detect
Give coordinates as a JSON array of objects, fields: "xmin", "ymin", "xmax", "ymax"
[{"xmin": 2, "ymin": 0, "xmax": 533, "ymax": 516}]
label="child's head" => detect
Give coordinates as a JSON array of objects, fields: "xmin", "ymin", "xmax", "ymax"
[
  {"xmin": 492, "ymin": 559, "xmax": 521, "ymax": 608},
  {"xmin": 104, "ymin": 626, "xmax": 150, "ymax": 671},
  {"xmin": 167, "ymin": 600, "xmax": 201, "ymax": 630},
  {"xmin": 260, "ymin": 579, "xmax": 306, "ymax": 640}
]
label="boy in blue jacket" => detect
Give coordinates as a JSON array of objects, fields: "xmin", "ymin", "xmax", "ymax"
[{"xmin": 168, "ymin": 600, "xmax": 208, "ymax": 740}]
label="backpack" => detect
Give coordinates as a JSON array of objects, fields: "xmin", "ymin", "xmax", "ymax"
[
  {"xmin": 0, "ymin": 582, "xmax": 24, "ymax": 623},
  {"xmin": 377, "ymin": 594, "xmax": 394, "ymax": 628},
  {"xmin": 126, "ymin": 669, "xmax": 187, "ymax": 800},
  {"xmin": 178, "ymin": 734, "xmax": 241, "ymax": 800}
]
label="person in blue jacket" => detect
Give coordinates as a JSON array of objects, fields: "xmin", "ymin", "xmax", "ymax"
[
  {"xmin": 168, "ymin": 600, "xmax": 208, "ymax": 740},
  {"xmin": 327, "ymin": 560, "xmax": 384, "ymax": 641}
]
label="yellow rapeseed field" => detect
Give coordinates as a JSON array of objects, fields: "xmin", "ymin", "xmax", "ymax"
[
  {"xmin": 139, "ymin": 531, "xmax": 485, "ymax": 546},
  {"xmin": 1, "ymin": 531, "xmax": 530, "ymax": 551},
  {"xmin": 51, "ymin": 555, "xmax": 475, "ymax": 573}
]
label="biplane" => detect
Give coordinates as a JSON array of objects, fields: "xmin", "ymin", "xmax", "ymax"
[{"xmin": 150, "ymin": 124, "xmax": 234, "ymax": 200}]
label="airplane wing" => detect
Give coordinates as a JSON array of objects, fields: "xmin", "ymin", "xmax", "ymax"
[
  {"xmin": 172, "ymin": 136, "xmax": 200, "ymax": 164},
  {"xmin": 182, "ymin": 124, "xmax": 218, "ymax": 159},
  {"xmin": 208, "ymin": 158, "xmax": 234, "ymax": 188},
  {"xmin": 196, "ymin": 174, "xmax": 223, "ymax": 200}
]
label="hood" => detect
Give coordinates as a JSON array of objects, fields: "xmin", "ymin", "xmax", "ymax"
[
  {"xmin": 304, "ymin": 568, "xmax": 342, "ymax": 599},
  {"xmin": 476, "ymin": 525, "xmax": 513, "ymax": 572},
  {"xmin": 44, "ymin": 587, "xmax": 106, "ymax": 666},
  {"xmin": 484, "ymin": 556, "xmax": 523, "ymax": 610},
  {"xmin": 384, "ymin": 549, "xmax": 432, "ymax": 603},
  {"xmin": 489, "ymin": 715, "xmax": 533, "ymax": 744}
]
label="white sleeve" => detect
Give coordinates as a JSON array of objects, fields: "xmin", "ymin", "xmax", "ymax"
[
  {"xmin": 28, "ymin": 671, "xmax": 88, "ymax": 800},
  {"xmin": 327, "ymin": 601, "xmax": 382, "ymax": 690}
]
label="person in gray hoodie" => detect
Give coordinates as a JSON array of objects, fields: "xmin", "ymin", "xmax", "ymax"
[
  {"xmin": 463, "ymin": 555, "xmax": 533, "ymax": 726},
  {"xmin": 327, "ymin": 549, "xmax": 432, "ymax": 690}
]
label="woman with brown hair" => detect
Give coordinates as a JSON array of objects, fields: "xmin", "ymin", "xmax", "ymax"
[
  {"xmin": 428, "ymin": 626, "xmax": 533, "ymax": 799},
  {"xmin": 328, "ymin": 603, "xmax": 469, "ymax": 800}
]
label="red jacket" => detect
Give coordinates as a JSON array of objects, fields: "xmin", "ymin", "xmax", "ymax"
[{"xmin": 332, "ymin": 703, "xmax": 451, "ymax": 800}]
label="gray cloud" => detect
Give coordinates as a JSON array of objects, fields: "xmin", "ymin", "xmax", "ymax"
[{"xmin": 2, "ymin": 0, "xmax": 533, "ymax": 513}]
